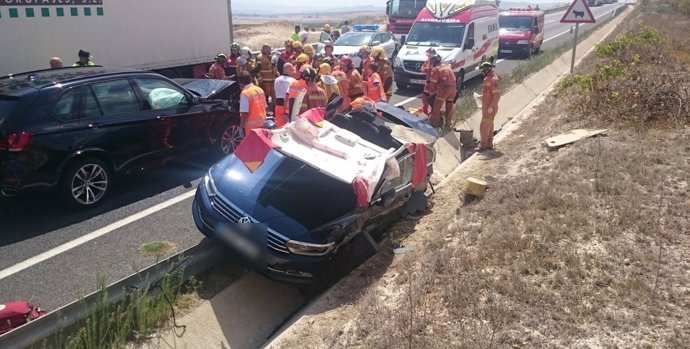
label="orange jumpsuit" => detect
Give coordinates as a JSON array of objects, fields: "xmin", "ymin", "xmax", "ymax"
[
  {"xmin": 421, "ymin": 59, "xmax": 435, "ymax": 114},
  {"xmin": 428, "ymin": 64, "xmax": 457, "ymax": 128},
  {"xmin": 287, "ymin": 79, "xmax": 308, "ymax": 120},
  {"xmin": 361, "ymin": 56, "xmax": 373, "ymax": 81},
  {"xmin": 366, "ymin": 72, "xmax": 387, "ymax": 103},
  {"xmin": 337, "ymin": 69, "xmax": 364, "ymax": 112},
  {"xmin": 208, "ymin": 62, "xmax": 228, "ymax": 80},
  {"xmin": 480, "ymin": 71, "xmax": 501, "ymax": 149},
  {"xmin": 376, "ymin": 59, "xmax": 394, "ymax": 100}
]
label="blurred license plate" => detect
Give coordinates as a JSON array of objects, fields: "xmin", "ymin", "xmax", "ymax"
[
  {"xmin": 410, "ymin": 79, "xmax": 426, "ymax": 84},
  {"xmin": 500, "ymin": 49, "xmax": 513, "ymax": 53}
]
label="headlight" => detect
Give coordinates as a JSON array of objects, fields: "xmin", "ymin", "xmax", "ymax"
[
  {"xmin": 203, "ymin": 172, "xmax": 218, "ymax": 197},
  {"xmin": 285, "ymin": 240, "xmax": 336, "ymax": 256},
  {"xmin": 394, "ymin": 56, "xmax": 403, "ymax": 68},
  {"xmin": 517, "ymin": 40, "xmax": 529, "ymax": 45}
]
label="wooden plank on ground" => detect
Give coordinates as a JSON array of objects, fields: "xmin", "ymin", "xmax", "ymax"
[{"xmin": 545, "ymin": 129, "xmax": 608, "ymax": 148}]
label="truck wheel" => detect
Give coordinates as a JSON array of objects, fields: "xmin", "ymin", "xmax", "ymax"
[
  {"xmin": 456, "ymin": 69, "xmax": 465, "ymax": 92},
  {"xmin": 534, "ymin": 43, "xmax": 541, "ymax": 55},
  {"xmin": 218, "ymin": 119, "xmax": 243, "ymax": 156},
  {"xmin": 61, "ymin": 157, "xmax": 112, "ymax": 209},
  {"xmin": 526, "ymin": 45, "xmax": 533, "ymax": 59}
]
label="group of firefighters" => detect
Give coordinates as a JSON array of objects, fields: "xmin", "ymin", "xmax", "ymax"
[{"xmin": 207, "ymin": 36, "xmax": 501, "ymax": 152}]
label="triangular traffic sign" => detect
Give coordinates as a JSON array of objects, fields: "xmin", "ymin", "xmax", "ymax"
[{"xmin": 560, "ymin": 0, "xmax": 596, "ymax": 23}]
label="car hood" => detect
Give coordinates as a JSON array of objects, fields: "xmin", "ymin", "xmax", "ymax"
[
  {"xmin": 175, "ymin": 78, "xmax": 236, "ymax": 99},
  {"xmin": 208, "ymin": 151, "xmax": 360, "ymax": 243},
  {"xmin": 376, "ymin": 102, "xmax": 439, "ymax": 140},
  {"xmin": 499, "ymin": 29, "xmax": 531, "ymax": 40},
  {"xmin": 333, "ymin": 45, "xmax": 362, "ymax": 56}
]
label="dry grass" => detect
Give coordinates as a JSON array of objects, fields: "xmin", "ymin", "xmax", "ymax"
[{"xmin": 269, "ymin": 2, "xmax": 690, "ymax": 348}]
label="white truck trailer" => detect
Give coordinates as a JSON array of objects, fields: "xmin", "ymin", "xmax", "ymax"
[{"xmin": 0, "ymin": 0, "xmax": 234, "ymax": 78}]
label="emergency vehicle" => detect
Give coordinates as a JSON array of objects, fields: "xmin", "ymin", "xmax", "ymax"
[
  {"xmin": 498, "ymin": 7, "xmax": 545, "ymax": 58},
  {"xmin": 393, "ymin": 0, "xmax": 500, "ymax": 90}
]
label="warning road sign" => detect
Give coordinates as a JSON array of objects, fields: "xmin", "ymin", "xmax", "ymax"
[{"xmin": 560, "ymin": 0, "xmax": 596, "ymax": 23}]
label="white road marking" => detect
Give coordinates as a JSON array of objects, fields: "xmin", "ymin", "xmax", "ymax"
[{"xmin": 0, "ymin": 190, "xmax": 196, "ymax": 281}]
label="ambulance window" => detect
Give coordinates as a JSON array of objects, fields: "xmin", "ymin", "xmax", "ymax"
[{"xmin": 465, "ymin": 23, "xmax": 475, "ymax": 49}]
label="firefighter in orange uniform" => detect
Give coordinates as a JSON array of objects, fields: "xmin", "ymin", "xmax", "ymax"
[
  {"xmin": 420, "ymin": 48, "xmax": 437, "ymax": 115},
  {"xmin": 238, "ymin": 71, "xmax": 268, "ymax": 136},
  {"xmin": 366, "ymin": 63, "xmax": 387, "ymax": 103},
  {"xmin": 256, "ymin": 44, "xmax": 278, "ymax": 113},
  {"xmin": 371, "ymin": 47, "xmax": 394, "ymax": 101},
  {"xmin": 476, "ymin": 60, "xmax": 501, "ymax": 151},
  {"xmin": 207, "ymin": 53, "xmax": 232, "ymax": 80},
  {"xmin": 298, "ymin": 67, "xmax": 328, "ymax": 114},
  {"xmin": 427, "ymin": 54, "xmax": 457, "ymax": 129},
  {"xmin": 287, "ymin": 64, "xmax": 310, "ymax": 121},
  {"xmin": 359, "ymin": 45, "xmax": 373, "ymax": 81},
  {"xmin": 337, "ymin": 55, "xmax": 364, "ymax": 112}
]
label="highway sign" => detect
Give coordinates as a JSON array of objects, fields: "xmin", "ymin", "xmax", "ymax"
[{"xmin": 560, "ymin": 0, "xmax": 596, "ymax": 23}]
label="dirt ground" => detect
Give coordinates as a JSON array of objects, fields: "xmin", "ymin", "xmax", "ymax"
[{"xmin": 267, "ymin": 5, "xmax": 690, "ymax": 349}]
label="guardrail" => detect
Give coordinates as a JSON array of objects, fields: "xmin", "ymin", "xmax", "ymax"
[{"xmin": 0, "ymin": 240, "xmax": 224, "ymax": 349}]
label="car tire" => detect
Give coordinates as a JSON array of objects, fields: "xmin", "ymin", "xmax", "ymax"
[
  {"xmin": 61, "ymin": 157, "xmax": 112, "ymax": 209},
  {"xmin": 534, "ymin": 42, "xmax": 541, "ymax": 55},
  {"xmin": 526, "ymin": 45, "xmax": 533, "ymax": 59},
  {"xmin": 456, "ymin": 69, "xmax": 465, "ymax": 92},
  {"xmin": 218, "ymin": 119, "xmax": 243, "ymax": 156}
]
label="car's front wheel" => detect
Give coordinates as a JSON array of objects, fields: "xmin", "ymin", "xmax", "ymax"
[
  {"xmin": 61, "ymin": 157, "xmax": 112, "ymax": 209},
  {"xmin": 219, "ymin": 120, "xmax": 244, "ymax": 155}
]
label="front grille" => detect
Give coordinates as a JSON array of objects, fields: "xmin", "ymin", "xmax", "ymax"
[
  {"xmin": 403, "ymin": 60, "xmax": 425, "ymax": 73},
  {"xmin": 211, "ymin": 194, "xmax": 290, "ymax": 254}
]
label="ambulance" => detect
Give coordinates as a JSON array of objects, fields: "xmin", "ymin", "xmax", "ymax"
[{"xmin": 393, "ymin": 0, "xmax": 499, "ymax": 90}]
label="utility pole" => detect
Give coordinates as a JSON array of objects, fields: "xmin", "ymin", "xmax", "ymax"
[{"xmin": 227, "ymin": 0, "xmax": 234, "ymax": 44}]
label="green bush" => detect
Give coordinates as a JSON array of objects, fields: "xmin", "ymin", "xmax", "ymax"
[{"xmin": 594, "ymin": 26, "xmax": 664, "ymax": 57}]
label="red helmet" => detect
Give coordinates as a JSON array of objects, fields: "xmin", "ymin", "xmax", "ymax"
[{"xmin": 340, "ymin": 55, "xmax": 353, "ymax": 68}]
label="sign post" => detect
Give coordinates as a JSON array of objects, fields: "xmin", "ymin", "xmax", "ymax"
[{"xmin": 560, "ymin": 0, "xmax": 596, "ymax": 73}]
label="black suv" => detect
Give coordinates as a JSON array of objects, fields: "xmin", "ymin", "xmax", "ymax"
[{"xmin": 0, "ymin": 67, "xmax": 240, "ymax": 208}]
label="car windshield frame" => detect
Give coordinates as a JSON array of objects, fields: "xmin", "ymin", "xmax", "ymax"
[
  {"xmin": 335, "ymin": 32, "xmax": 374, "ymax": 46},
  {"xmin": 388, "ymin": 0, "xmax": 427, "ymax": 18},
  {"xmin": 405, "ymin": 21, "xmax": 466, "ymax": 48},
  {"xmin": 499, "ymin": 15, "xmax": 534, "ymax": 31}
]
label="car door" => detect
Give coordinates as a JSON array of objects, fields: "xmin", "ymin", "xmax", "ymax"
[
  {"xmin": 130, "ymin": 76, "xmax": 211, "ymax": 156},
  {"xmin": 379, "ymin": 33, "xmax": 396, "ymax": 58},
  {"xmin": 86, "ymin": 78, "xmax": 167, "ymax": 172}
]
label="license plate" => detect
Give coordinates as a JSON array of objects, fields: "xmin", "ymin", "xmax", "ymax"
[
  {"xmin": 410, "ymin": 79, "xmax": 426, "ymax": 84},
  {"xmin": 500, "ymin": 49, "xmax": 513, "ymax": 53}
]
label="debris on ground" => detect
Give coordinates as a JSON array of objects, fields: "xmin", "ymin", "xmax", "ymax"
[{"xmin": 544, "ymin": 128, "xmax": 608, "ymax": 149}]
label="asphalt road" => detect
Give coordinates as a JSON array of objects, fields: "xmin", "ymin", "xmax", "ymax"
[{"xmin": 0, "ymin": 3, "xmax": 626, "ymax": 313}]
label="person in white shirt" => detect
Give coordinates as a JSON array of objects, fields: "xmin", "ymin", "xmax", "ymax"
[
  {"xmin": 299, "ymin": 26, "xmax": 309, "ymax": 44},
  {"xmin": 340, "ymin": 21, "xmax": 351, "ymax": 34},
  {"xmin": 273, "ymin": 63, "xmax": 296, "ymax": 127}
]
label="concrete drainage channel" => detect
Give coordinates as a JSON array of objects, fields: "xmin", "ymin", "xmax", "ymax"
[{"xmin": 0, "ymin": 6, "xmax": 633, "ymax": 348}]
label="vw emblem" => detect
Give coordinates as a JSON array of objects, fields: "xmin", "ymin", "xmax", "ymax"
[{"xmin": 238, "ymin": 216, "xmax": 252, "ymax": 223}]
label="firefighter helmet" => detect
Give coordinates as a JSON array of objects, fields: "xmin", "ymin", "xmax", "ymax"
[
  {"xmin": 302, "ymin": 66, "xmax": 318, "ymax": 81},
  {"xmin": 230, "ymin": 42, "xmax": 241, "ymax": 52},
  {"xmin": 303, "ymin": 44, "xmax": 315, "ymax": 55},
  {"xmin": 479, "ymin": 61, "xmax": 495, "ymax": 70},
  {"xmin": 292, "ymin": 41, "xmax": 303, "ymax": 51},
  {"xmin": 430, "ymin": 54, "xmax": 442, "ymax": 65},
  {"xmin": 340, "ymin": 55, "xmax": 353, "ymax": 68},
  {"xmin": 295, "ymin": 54, "xmax": 310, "ymax": 64},
  {"xmin": 359, "ymin": 45, "xmax": 372, "ymax": 54},
  {"xmin": 216, "ymin": 53, "xmax": 228, "ymax": 61},
  {"xmin": 371, "ymin": 47, "xmax": 387, "ymax": 60}
]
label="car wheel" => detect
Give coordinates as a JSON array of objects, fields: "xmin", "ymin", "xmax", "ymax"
[
  {"xmin": 61, "ymin": 157, "xmax": 111, "ymax": 209},
  {"xmin": 526, "ymin": 45, "xmax": 533, "ymax": 59},
  {"xmin": 456, "ymin": 69, "xmax": 465, "ymax": 92},
  {"xmin": 534, "ymin": 42, "xmax": 541, "ymax": 55},
  {"xmin": 219, "ymin": 120, "xmax": 243, "ymax": 155}
]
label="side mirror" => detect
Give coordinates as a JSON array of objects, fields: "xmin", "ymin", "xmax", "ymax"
[
  {"xmin": 532, "ymin": 27, "xmax": 539, "ymax": 34},
  {"xmin": 371, "ymin": 41, "xmax": 381, "ymax": 46},
  {"xmin": 400, "ymin": 35, "xmax": 406, "ymax": 45}
]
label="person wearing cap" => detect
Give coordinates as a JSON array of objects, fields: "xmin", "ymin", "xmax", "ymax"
[
  {"xmin": 337, "ymin": 55, "xmax": 364, "ymax": 112},
  {"xmin": 293, "ymin": 53, "xmax": 310, "ymax": 75},
  {"xmin": 73, "ymin": 50, "xmax": 95, "ymax": 67},
  {"xmin": 256, "ymin": 44, "xmax": 278, "ymax": 113},
  {"xmin": 303, "ymin": 44, "xmax": 317, "ymax": 67},
  {"xmin": 476, "ymin": 60, "xmax": 501, "ymax": 151},
  {"xmin": 298, "ymin": 66, "xmax": 328, "ymax": 115},
  {"xmin": 420, "ymin": 48, "xmax": 437, "ymax": 114},
  {"xmin": 359, "ymin": 45, "xmax": 373, "ymax": 80},
  {"xmin": 274, "ymin": 63, "xmax": 296, "ymax": 127},
  {"xmin": 318, "ymin": 62, "xmax": 340, "ymax": 101},
  {"xmin": 208, "ymin": 53, "xmax": 232, "ymax": 80},
  {"xmin": 237, "ymin": 46, "xmax": 257, "ymax": 83},
  {"xmin": 428, "ymin": 54, "xmax": 457, "ymax": 129},
  {"xmin": 238, "ymin": 71, "xmax": 268, "ymax": 136},
  {"xmin": 371, "ymin": 47, "xmax": 394, "ymax": 101},
  {"xmin": 287, "ymin": 64, "xmax": 310, "ymax": 121},
  {"xmin": 49, "ymin": 57, "xmax": 63, "ymax": 69}
]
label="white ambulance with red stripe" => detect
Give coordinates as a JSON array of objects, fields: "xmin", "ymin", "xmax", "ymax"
[{"xmin": 393, "ymin": 0, "xmax": 499, "ymax": 90}]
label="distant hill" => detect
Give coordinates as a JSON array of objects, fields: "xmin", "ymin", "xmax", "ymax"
[{"xmin": 233, "ymin": 4, "xmax": 385, "ymax": 15}]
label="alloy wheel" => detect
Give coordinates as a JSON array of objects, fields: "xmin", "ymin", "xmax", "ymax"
[
  {"xmin": 221, "ymin": 124, "xmax": 243, "ymax": 155},
  {"xmin": 71, "ymin": 163, "xmax": 108, "ymax": 205}
]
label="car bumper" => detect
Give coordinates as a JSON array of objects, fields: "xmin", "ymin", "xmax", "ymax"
[
  {"xmin": 0, "ymin": 155, "xmax": 56, "ymax": 197},
  {"xmin": 393, "ymin": 68, "xmax": 427, "ymax": 86},
  {"xmin": 191, "ymin": 184, "xmax": 331, "ymax": 284},
  {"xmin": 498, "ymin": 42, "xmax": 530, "ymax": 54}
]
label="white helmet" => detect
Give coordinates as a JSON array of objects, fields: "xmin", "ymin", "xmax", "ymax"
[{"xmin": 241, "ymin": 46, "xmax": 252, "ymax": 58}]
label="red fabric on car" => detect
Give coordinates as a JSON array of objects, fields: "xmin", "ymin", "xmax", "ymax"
[
  {"xmin": 0, "ymin": 300, "xmax": 47, "ymax": 335},
  {"xmin": 352, "ymin": 176, "xmax": 369, "ymax": 207},
  {"xmin": 234, "ymin": 129, "xmax": 278, "ymax": 173},
  {"xmin": 407, "ymin": 143, "xmax": 428, "ymax": 189}
]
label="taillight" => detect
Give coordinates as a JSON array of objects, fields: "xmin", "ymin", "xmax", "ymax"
[{"xmin": 0, "ymin": 132, "xmax": 33, "ymax": 151}]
